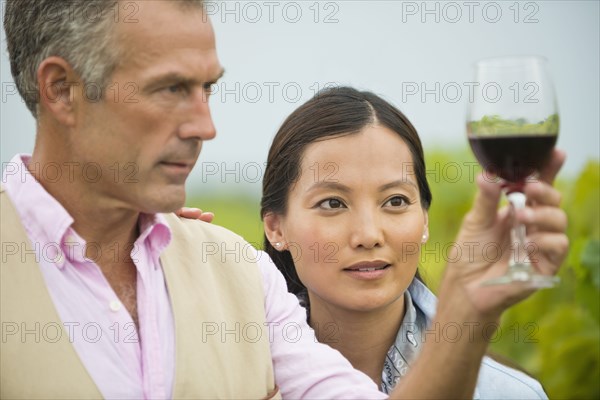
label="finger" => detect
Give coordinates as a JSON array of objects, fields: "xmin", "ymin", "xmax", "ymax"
[
  {"xmin": 516, "ymin": 206, "xmax": 567, "ymax": 233},
  {"xmin": 199, "ymin": 212, "xmax": 214, "ymax": 223},
  {"xmin": 466, "ymin": 173, "xmax": 503, "ymax": 228},
  {"xmin": 526, "ymin": 233, "xmax": 569, "ymax": 275},
  {"xmin": 177, "ymin": 207, "xmax": 203, "ymax": 220},
  {"xmin": 538, "ymin": 148, "xmax": 566, "ymax": 185},
  {"xmin": 523, "ymin": 181, "xmax": 562, "ymax": 207}
]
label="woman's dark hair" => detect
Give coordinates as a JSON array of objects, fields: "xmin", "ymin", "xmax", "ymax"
[{"xmin": 260, "ymin": 86, "xmax": 432, "ymax": 297}]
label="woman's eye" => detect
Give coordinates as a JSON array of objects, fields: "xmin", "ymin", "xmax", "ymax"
[
  {"xmin": 385, "ymin": 196, "xmax": 408, "ymax": 207},
  {"xmin": 318, "ymin": 198, "xmax": 346, "ymax": 209}
]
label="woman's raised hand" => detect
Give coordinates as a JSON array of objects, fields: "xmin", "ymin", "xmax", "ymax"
[{"xmin": 438, "ymin": 149, "xmax": 569, "ymax": 322}]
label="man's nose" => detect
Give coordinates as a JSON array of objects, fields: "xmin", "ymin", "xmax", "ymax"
[
  {"xmin": 178, "ymin": 89, "xmax": 217, "ymax": 141},
  {"xmin": 349, "ymin": 211, "xmax": 385, "ymax": 250}
]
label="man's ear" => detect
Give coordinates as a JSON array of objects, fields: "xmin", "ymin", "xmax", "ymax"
[
  {"xmin": 37, "ymin": 56, "xmax": 81, "ymax": 126},
  {"xmin": 263, "ymin": 212, "xmax": 287, "ymax": 251}
]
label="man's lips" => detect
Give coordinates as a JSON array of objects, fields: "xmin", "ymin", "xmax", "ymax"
[
  {"xmin": 159, "ymin": 161, "xmax": 194, "ymax": 174},
  {"xmin": 161, "ymin": 160, "xmax": 192, "ymax": 166}
]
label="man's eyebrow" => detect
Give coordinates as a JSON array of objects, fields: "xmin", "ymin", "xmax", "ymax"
[
  {"xmin": 211, "ymin": 68, "xmax": 226, "ymax": 83},
  {"xmin": 147, "ymin": 68, "xmax": 225, "ymax": 87}
]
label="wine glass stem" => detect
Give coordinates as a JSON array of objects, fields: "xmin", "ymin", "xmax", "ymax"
[
  {"xmin": 507, "ymin": 191, "xmax": 531, "ymax": 279},
  {"xmin": 511, "ymin": 219, "xmax": 530, "ymax": 264}
]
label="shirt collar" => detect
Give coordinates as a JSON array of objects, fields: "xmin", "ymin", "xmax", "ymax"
[
  {"xmin": 407, "ymin": 278, "xmax": 438, "ymax": 321},
  {"xmin": 2, "ymin": 154, "xmax": 173, "ymax": 270},
  {"xmin": 2, "ymin": 154, "xmax": 75, "ymax": 258},
  {"xmin": 138, "ymin": 213, "xmax": 172, "ymax": 269}
]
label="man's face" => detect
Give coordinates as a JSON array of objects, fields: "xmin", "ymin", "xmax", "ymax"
[{"xmin": 71, "ymin": 1, "xmax": 223, "ymax": 213}]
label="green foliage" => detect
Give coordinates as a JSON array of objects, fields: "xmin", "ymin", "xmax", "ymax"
[
  {"xmin": 537, "ymin": 305, "xmax": 600, "ymax": 399},
  {"xmin": 490, "ymin": 159, "xmax": 600, "ymax": 399},
  {"xmin": 420, "ymin": 149, "xmax": 477, "ymax": 289},
  {"xmin": 468, "ymin": 113, "xmax": 560, "ymax": 135},
  {"xmin": 582, "ymin": 240, "xmax": 600, "ymax": 290},
  {"xmin": 187, "ymin": 153, "xmax": 600, "ymax": 399},
  {"xmin": 186, "ymin": 195, "xmax": 263, "ymax": 247}
]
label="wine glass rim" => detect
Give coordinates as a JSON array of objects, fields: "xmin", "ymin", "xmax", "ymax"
[{"xmin": 474, "ymin": 55, "xmax": 548, "ymax": 68}]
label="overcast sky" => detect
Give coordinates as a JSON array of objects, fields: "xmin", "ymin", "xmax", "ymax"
[{"xmin": 1, "ymin": 1, "xmax": 598, "ymax": 198}]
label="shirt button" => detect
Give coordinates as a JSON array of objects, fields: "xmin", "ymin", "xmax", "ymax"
[
  {"xmin": 109, "ymin": 300, "xmax": 122, "ymax": 312},
  {"xmin": 407, "ymin": 331, "xmax": 417, "ymax": 347},
  {"xmin": 64, "ymin": 234, "xmax": 78, "ymax": 245}
]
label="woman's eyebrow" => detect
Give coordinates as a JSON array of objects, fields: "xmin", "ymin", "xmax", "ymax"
[
  {"xmin": 306, "ymin": 181, "xmax": 351, "ymax": 194},
  {"xmin": 378, "ymin": 179, "xmax": 418, "ymax": 192},
  {"xmin": 306, "ymin": 180, "xmax": 417, "ymax": 194}
]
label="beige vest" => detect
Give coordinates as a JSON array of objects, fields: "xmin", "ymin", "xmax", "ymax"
[{"xmin": 0, "ymin": 187, "xmax": 280, "ymax": 399}]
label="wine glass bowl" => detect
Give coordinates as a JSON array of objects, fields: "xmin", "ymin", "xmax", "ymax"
[{"xmin": 467, "ymin": 56, "xmax": 560, "ymax": 288}]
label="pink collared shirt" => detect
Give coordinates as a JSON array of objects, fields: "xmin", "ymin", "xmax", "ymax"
[
  {"xmin": 2, "ymin": 154, "xmax": 385, "ymax": 400},
  {"xmin": 3, "ymin": 155, "xmax": 175, "ymax": 399}
]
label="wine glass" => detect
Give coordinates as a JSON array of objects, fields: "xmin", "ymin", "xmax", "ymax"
[{"xmin": 467, "ymin": 55, "xmax": 559, "ymax": 288}]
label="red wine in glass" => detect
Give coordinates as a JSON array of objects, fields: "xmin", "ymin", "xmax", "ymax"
[
  {"xmin": 468, "ymin": 134, "xmax": 557, "ymax": 188},
  {"xmin": 467, "ymin": 56, "xmax": 560, "ymax": 288}
]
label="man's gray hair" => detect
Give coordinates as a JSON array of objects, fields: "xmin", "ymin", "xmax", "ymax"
[{"xmin": 3, "ymin": 0, "xmax": 204, "ymax": 118}]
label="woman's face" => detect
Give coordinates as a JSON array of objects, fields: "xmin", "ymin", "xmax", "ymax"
[{"xmin": 265, "ymin": 125, "xmax": 428, "ymax": 314}]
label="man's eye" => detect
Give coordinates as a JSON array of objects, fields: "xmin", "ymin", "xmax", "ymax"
[
  {"xmin": 318, "ymin": 198, "xmax": 346, "ymax": 210},
  {"xmin": 166, "ymin": 83, "xmax": 186, "ymax": 94},
  {"xmin": 384, "ymin": 196, "xmax": 408, "ymax": 207},
  {"xmin": 203, "ymin": 82, "xmax": 216, "ymax": 95}
]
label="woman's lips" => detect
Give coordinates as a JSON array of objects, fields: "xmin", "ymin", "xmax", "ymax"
[{"xmin": 343, "ymin": 261, "xmax": 391, "ymax": 280}]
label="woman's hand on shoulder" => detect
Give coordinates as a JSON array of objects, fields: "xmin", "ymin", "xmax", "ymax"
[{"xmin": 175, "ymin": 207, "xmax": 214, "ymax": 223}]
